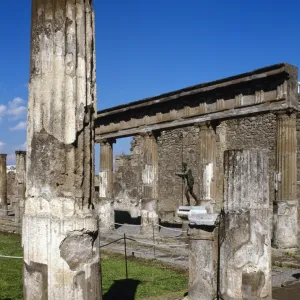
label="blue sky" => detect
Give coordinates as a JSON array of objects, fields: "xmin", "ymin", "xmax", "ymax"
[{"xmin": 0, "ymin": 0, "xmax": 299, "ymax": 170}]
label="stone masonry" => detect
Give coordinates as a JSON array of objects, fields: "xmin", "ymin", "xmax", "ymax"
[{"xmin": 23, "ymin": 1, "xmax": 100, "ymax": 299}]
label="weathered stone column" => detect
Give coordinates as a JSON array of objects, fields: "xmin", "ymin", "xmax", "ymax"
[
  {"xmin": 220, "ymin": 150, "xmax": 271, "ymax": 299},
  {"xmin": 141, "ymin": 131, "xmax": 159, "ymax": 234},
  {"xmin": 198, "ymin": 122, "xmax": 216, "ymax": 213},
  {"xmin": 23, "ymin": 1, "xmax": 100, "ymax": 299},
  {"xmin": 99, "ymin": 139, "xmax": 115, "ymax": 232},
  {"xmin": 273, "ymin": 112, "xmax": 298, "ymax": 248},
  {"xmin": 15, "ymin": 151, "xmax": 26, "ymax": 223},
  {"xmin": 188, "ymin": 225, "xmax": 219, "ymax": 299},
  {"xmin": 99, "ymin": 139, "xmax": 114, "ymax": 198},
  {"xmin": 0, "ymin": 154, "xmax": 7, "ymax": 217}
]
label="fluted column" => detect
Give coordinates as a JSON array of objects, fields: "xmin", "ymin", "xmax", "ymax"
[
  {"xmin": 99, "ymin": 139, "xmax": 114, "ymax": 198},
  {"xmin": 0, "ymin": 154, "xmax": 7, "ymax": 217},
  {"xmin": 15, "ymin": 151, "xmax": 26, "ymax": 223},
  {"xmin": 99, "ymin": 139, "xmax": 115, "ymax": 232},
  {"xmin": 273, "ymin": 112, "xmax": 298, "ymax": 248},
  {"xmin": 23, "ymin": 1, "xmax": 100, "ymax": 299},
  {"xmin": 220, "ymin": 150, "xmax": 271, "ymax": 299},
  {"xmin": 141, "ymin": 131, "xmax": 159, "ymax": 234},
  {"xmin": 198, "ymin": 122, "xmax": 216, "ymax": 213}
]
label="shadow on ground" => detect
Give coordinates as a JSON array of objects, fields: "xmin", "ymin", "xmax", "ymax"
[
  {"xmin": 103, "ymin": 279, "xmax": 141, "ymax": 300},
  {"xmin": 273, "ymin": 281, "xmax": 300, "ymax": 300}
]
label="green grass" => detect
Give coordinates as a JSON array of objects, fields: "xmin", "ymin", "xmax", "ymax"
[{"xmin": 0, "ymin": 233, "xmax": 187, "ymax": 300}]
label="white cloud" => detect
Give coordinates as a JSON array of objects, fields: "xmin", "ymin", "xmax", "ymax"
[
  {"xmin": 0, "ymin": 105, "xmax": 6, "ymax": 119},
  {"xmin": 7, "ymin": 97, "xmax": 27, "ymax": 120},
  {"xmin": 10, "ymin": 121, "xmax": 27, "ymax": 131},
  {"xmin": 0, "ymin": 142, "xmax": 5, "ymax": 151}
]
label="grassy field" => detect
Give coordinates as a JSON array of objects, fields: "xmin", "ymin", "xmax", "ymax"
[{"xmin": 0, "ymin": 232, "xmax": 187, "ymax": 300}]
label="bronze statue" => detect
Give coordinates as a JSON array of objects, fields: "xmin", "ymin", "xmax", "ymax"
[{"xmin": 175, "ymin": 162, "xmax": 200, "ymax": 206}]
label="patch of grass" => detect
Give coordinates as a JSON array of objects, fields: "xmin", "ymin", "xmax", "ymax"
[
  {"xmin": 101, "ymin": 251, "xmax": 188, "ymax": 299},
  {"xmin": 0, "ymin": 233, "xmax": 187, "ymax": 300},
  {"xmin": 0, "ymin": 232, "xmax": 23, "ymax": 300}
]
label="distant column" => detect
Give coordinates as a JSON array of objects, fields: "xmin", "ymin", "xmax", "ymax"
[
  {"xmin": 99, "ymin": 139, "xmax": 115, "ymax": 232},
  {"xmin": 141, "ymin": 131, "xmax": 159, "ymax": 234},
  {"xmin": 0, "ymin": 154, "xmax": 7, "ymax": 216},
  {"xmin": 99, "ymin": 139, "xmax": 115, "ymax": 198},
  {"xmin": 15, "ymin": 151, "xmax": 26, "ymax": 223},
  {"xmin": 220, "ymin": 150, "xmax": 271, "ymax": 299},
  {"xmin": 198, "ymin": 122, "xmax": 216, "ymax": 213},
  {"xmin": 273, "ymin": 112, "xmax": 298, "ymax": 248}
]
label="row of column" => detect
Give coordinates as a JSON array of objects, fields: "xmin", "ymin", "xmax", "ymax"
[
  {"xmin": 0, "ymin": 151, "xmax": 26, "ymax": 222},
  {"xmin": 98, "ymin": 111, "xmax": 298, "ymax": 247}
]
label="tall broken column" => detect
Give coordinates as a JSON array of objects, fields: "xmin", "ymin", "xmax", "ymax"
[
  {"xmin": 141, "ymin": 131, "xmax": 159, "ymax": 234},
  {"xmin": 273, "ymin": 112, "xmax": 298, "ymax": 248},
  {"xmin": 220, "ymin": 150, "xmax": 271, "ymax": 299},
  {"xmin": 0, "ymin": 154, "xmax": 7, "ymax": 217},
  {"xmin": 15, "ymin": 151, "xmax": 26, "ymax": 223},
  {"xmin": 23, "ymin": 1, "xmax": 100, "ymax": 299},
  {"xmin": 198, "ymin": 122, "xmax": 216, "ymax": 213},
  {"xmin": 99, "ymin": 139, "xmax": 115, "ymax": 231}
]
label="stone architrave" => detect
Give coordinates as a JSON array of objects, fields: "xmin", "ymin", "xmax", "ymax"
[
  {"xmin": 273, "ymin": 112, "xmax": 298, "ymax": 248},
  {"xmin": 220, "ymin": 150, "xmax": 271, "ymax": 299},
  {"xmin": 23, "ymin": 1, "xmax": 100, "ymax": 299},
  {"xmin": 0, "ymin": 154, "xmax": 7, "ymax": 217},
  {"xmin": 198, "ymin": 122, "xmax": 216, "ymax": 213},
  {"xmin": 15, "ymin": 151, "xmax": 26, "ymax": 223},
  {"xmin": 140, "ymin": 131, "xmax": 159, "ymax": 234}
]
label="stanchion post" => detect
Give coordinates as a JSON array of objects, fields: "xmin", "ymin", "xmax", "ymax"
[{"xmin": 124, "ymin": 233, "xmax": 128, "ymax": 279}]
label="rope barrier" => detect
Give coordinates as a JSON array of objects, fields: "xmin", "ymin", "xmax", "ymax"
[
  {"xmin": 114, "ymin": 222, "xmax": 141, "ymax": 227},
  {"xmin": 126, "ymin": 237, "xmax": 189, "ymax": 248},
  {"xmin": 0, "ymin": 254, "xmax": 23, "ymax": 259},
  {"xmin": 100, "ymin": 237, "xmax": 124, "ymax": 248},
  {"xmin": 155, "ymin": 224, "xmax": 187, "ymax": 233}
]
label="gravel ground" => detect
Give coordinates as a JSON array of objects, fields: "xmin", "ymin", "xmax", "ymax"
[{"xmin": 100, "ymin": 223, "xmax": 300, "ymax": 289}]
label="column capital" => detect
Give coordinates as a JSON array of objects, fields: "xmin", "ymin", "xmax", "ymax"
[
  {"xmin": 100, "ymin": 138, "xmax": 116, "ymax": 146},
  {"xmin": 275, "ymin": 109, "xmax": 297, "ymax": 118},
  {"xmin": 0, "ymin": 154, "xmax": 7, "ymax": 159},
  {"xmin": 15, "ymin": 151, "xmax": 26, "ymax": 156}
]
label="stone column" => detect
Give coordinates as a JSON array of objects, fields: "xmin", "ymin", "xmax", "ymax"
[
  {"xmin": 198, "ymin": 122, "xmax": 216, "ymax": 213},
  {"xmin": 188, "ymin": 225, "xmax": 219, "ymax": 300},
  {"xmin": 141, "ymin": 131, "xmax": 159, "ymax": 234},
  {"xmin": 273, "ymin": 112, "xmax": 298, "ymax": 248},
  {"xmin": 220, "ymin": 150, "xmax": 271, "ymax": 299},
  {"xmin": 99, "ymin": 139, "xmax": 114, "ymax": 198},
  {"xmin": 99, "ymin": 139, "xmax": 115, "ymax": 231},
  {"xmin": 15, "ymin": 151, "xmax": 26, "ymax": 223},
  {"xmin": 0, "ymin": 154, "xmax": 7, "ymax": 217},
  {"xmin": 23, "ymin": 1, "xmax": 100, "ymax": 299}
]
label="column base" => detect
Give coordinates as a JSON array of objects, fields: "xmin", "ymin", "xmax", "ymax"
[{"xmin": 23, "ymin": 197, "xmax": 101, "ymax": 300}]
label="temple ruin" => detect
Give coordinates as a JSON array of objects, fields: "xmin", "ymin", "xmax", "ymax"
[
  {"xmin": 95, "ymin": 62, "xmax": 299, "ymax": 249},
  {"xmin": 0, "ymin": 0, "xmax": 299, "ymax": 299}
]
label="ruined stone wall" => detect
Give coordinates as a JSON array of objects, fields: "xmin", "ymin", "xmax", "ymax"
[
  {"xmin": 296, "ymin": 113, "xmax": 300, "ymax": 230},
  {"xmin": 113, "ymin": 137, "xmax": 143, "ymax": 216},
  {"xmin": 220, "ymin": 113, "xmax": 277, "ymax": 207},
  {"xmin": 113, "ymin": 112, "xmax": 277, "ymax": 223},
  {"xmin": 157, "ymin": 126, "xmax": 200, "ymax": 222}
]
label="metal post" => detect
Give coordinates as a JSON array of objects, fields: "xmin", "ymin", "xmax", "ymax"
[{"xmin": 124, "ymin": 233, "xmax": 128, "ymax": 279}]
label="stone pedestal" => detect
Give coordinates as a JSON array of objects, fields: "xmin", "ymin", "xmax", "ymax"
[
  {"xmin": 23, "ymin": 1, "xmax": 100, "ymax": 299},
  {"xmin": 141, "ymin": 199, "xmax": 159, "ymax": 235},
  {"xmin": 198, "ymin": 122, "xmax": 216, "ymax": 213},
  {"xmin": 0, "ymin": 154, "xmax": 7, "ymax": 217},
  {"xmin": 220, "ymin": 150, "xmax": 271, "ymax": 299},
  {"xmin": 188, "ymin": 226, "xmax": 218, "ymax": 300},
  {"xmin": 273, "ymin": 112, "xmax": 298, "ymax": 249},
  {"xmin": 141, "ymin": 132, "xmax": 159, "ymax": 234},
  {"xmin": 98, "ymin": 199, "xmax": 115, "ymax": 232},
  {"xmin": 15, "ymin": 151, "xmax": 26, "ymax": 223},
  {"xmin": 99, "ymin": 139, "xmax": 114, "ymax": 199}
]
